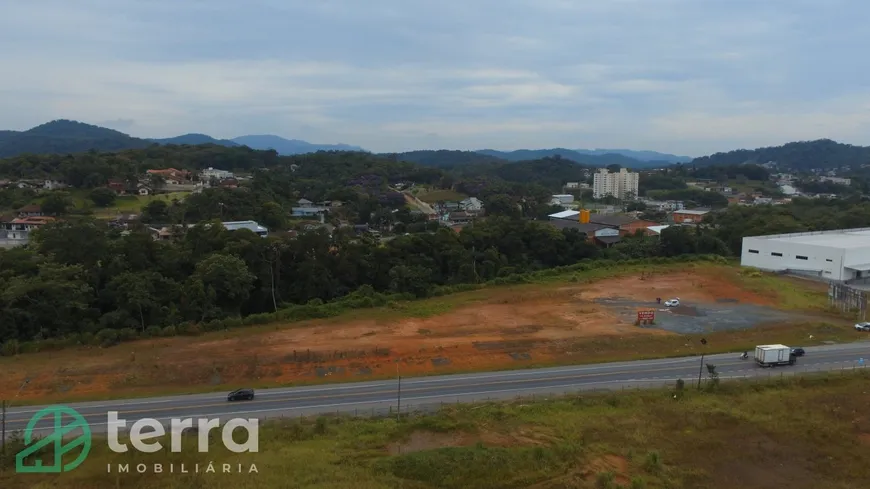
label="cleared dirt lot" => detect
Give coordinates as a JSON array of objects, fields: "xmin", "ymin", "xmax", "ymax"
[{"xmin": 0, "ymin": 265, "xmax": 841, "ymax": 402}]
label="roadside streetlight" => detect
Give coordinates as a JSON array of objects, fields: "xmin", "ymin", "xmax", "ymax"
[{"xmin": 697, "ymin": 338, "xmax": 707, "ymax": 389}]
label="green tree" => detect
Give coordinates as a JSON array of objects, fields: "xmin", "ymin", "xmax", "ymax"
[
  {"xmin": 41, "ymin": 191, "xmax": 73, "ymax": 215},
  {"xmin": 0, "ymin": 262, "xmax": 94, "ymax": 341},
  {"xmin": 106, "ymin": 271, "xmax": 173, "ymax": 331},
  {"xmin": 141, "ymin": 199, "xmax": 169, "ymax": 222},
  {"xmin": 189, "ymin": 253, "xmax": 256, "ymax": 316},
  {"xmin": 258, "ymin": 201, "xmax": 287, "ymax": 230},
  {"xmin": 89, "ymin": 187, "xmax": 117, "ymax": 207}
]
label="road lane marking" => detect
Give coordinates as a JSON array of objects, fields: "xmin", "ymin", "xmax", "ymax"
[
  {"xmin": 7, "ymin": 358, "xmax": 866, "ymax": 424},
  {"xmin": 12, "ymin": 377, "xmax": 702, "ymax": 431},
  {"xmin": 7, "ymin": 348, "xmax": 865, "ymax": 417},
  {"xmin": 17, "ymin": 365, "xmax": 866, "ymax": 432},
  {"xmin": 2, "ymin": 362, "xmax": 730, "ymax": 423},
  {"xmin": 6, "ymin": 356, "xmax": 712, "ymax": 414}
]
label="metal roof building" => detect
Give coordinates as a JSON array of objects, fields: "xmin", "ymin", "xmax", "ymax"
[
  {"xmin": 222, "ymin": 220, "xmax": 268, "ymax": 237},
  {"xmin": 741, "ymin": 227, "xmax": 870, "ymax": 282},
  {"xmin": 548, "ymin": 210, "xmax": 580, "ymax": 220}
]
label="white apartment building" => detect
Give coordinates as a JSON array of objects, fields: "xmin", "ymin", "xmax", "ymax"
[
  {"xmin": 201, "ymin": 167, "xmax": 234, "ymax": 180},
  {"xmin": 819, "ymin": 176, "xmax": 852, "ymax": 186},
  {"xmin": 592, "ymin": 168, "xmax": 639, "ymax": 200}
]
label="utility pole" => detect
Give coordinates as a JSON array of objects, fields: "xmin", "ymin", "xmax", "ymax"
[
  {"xmin": 1, "ymin": 399, "xmax": 7, "ymax": 455},
  {"xmin": 697, "ymin": 338, "xmax": 707, "ymax": 389},
  {"xmin": 396, "ymin": 363, "xmax": 402, "ymax": 423}
]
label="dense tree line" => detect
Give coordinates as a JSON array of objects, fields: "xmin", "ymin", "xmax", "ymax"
[
  {"xmin": 0, "ymin": 212, "xmax": 739, "ymax": 350},
  {"xmin": 703, "ymin": 196, "xmax": 870, "ymax": 254},
  {"xmin": 0, "ymin": 217, "xmax": 605, "ymax": 344},
  {"xmin": 794, "ymin": 179, "xmax": 855, "ymax": 196},
  {"xmin": 646, "ymin": 188, "xmax": 729, "ymax": 208}
]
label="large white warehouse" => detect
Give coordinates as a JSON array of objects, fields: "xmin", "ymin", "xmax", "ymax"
[{"xmin": 741, "ymin": 228, "xmax": 870, "ymax": 282}]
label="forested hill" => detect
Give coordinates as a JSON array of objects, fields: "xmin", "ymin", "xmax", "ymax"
[
  {"xmin": 691, "ymin": 139, "xmax": 870, "ymax": 170},
  {"xmin": 387, "ymin": 150, "xmax": 506, "ymax": 169},
  {"xmin": 0, "ymin": 143, "xmax": 590, "ymax": 194},
  {"xmin": 0, "ymin": 120, "xmax": 152, "ymax": 158},
  {"xmin": 150, "ymin": 134, "xmax": 239, "ymax": 147},
  {"xmin": 0, "ymin": 120, "xmax": 365, "ymax": 158},
  {"xmin": 475, "ymin": 148, "xmax": 665, "ymax": 168},
  {"xmin": 392, "ymin": 149, "xmax": 666, "ymax": 170}
]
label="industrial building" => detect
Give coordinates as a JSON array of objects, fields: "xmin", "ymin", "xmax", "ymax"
[{"xmin": 740, "ymin": 227, "xmax": 870, "ymax": 282}]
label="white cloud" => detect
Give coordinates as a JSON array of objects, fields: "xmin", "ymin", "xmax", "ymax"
[{"xmin": 0, "ymin": 0, "xmax": 869, "ymax": 155}]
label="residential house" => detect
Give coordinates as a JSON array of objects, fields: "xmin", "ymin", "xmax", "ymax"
[
  {"xmin": 459, "ymin": 197, "xmax": 483, "ymax": 212},
  {"xmin": 447, "ymin": 211, "xmax": 473, "ymax": 224},
  {"xmin": 436, "ymin": 201, "xmax": 461, "ymax": 213},
  {"xmin": 351, "ymin": 224, "xmax": 370, "ymax": 235},
  {"xmin": 0, "ymin": 215, "xmax": 56, "ymax": 248},
  {"xmin": 108, "ymin": 214, "xmax": 139, "ymax": 229},
  {"xmin": 43, "ymin": 179, "xmax": 67, "ymax": 190},
  {"xmin": 16, "ymin": 204, "xmax": 43, "ymax": 217},
  {"xmin": 107, "ymin": 179, "xmax": 127, "ymax": 194},
  {"xmin": 137, "ymin": 184, "xmax": 152, "ymax": 196},
  {"xmin": 146, "ymin": 168, "xmax": 191, "ymax": 184},
  {"xmin": 292, "ymin": 199, "xmax": 328, "ymax": 217},
  {"xmin": 148, "ymin": 226, "xmax": 177, "ymax": 241},
  {"xmin": 672, "ymin": 209, "xmax": 710, "ymax": 224},
  {"xmin": 218, "ymin": 178, "xmax": 239, "ymax": 189}
]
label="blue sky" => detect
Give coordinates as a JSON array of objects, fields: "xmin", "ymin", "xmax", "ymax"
[{"xmin": 1, "ymin": 0, "xmax": 868, "ymax": 156}]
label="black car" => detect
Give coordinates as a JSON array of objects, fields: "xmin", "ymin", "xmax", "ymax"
[
  {"xmin": 791, "ymin": 347, "xmax": 806, "ymax": 356},
  {"xmin": 227, "ymin": 388, "xmax": 255, "ymax": 401}
]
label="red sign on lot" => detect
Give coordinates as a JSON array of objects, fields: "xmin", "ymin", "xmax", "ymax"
[{"xmin": 637, "ymin": 310, "xmax": 655, "ymax": 322}]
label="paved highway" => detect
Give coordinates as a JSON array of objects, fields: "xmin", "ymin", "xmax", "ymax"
[{"xmin": 5, "ymin": 342, "xmax": 869, "ymax": 435}]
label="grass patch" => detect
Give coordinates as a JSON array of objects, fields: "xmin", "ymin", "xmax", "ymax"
[
  {"xmin": 40, "ymin": 190, "xmax": 191, "ymax": 217},
  {"xmin": 734, "ymin": 268, "xmax": 831, "ymax": 311},
  {"xmin": 4, "ymin": 370, "xmax": 869, "ymax": 488},
  {"xmin": 417, "ymin": 189, "xmax": 468, "ymax": 203}
]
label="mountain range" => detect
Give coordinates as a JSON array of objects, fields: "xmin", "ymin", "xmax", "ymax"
[
  {"xmin": 0, "ymin": 119, "xmax": 862, "ymax": 171},
  {"xmin": 0, "ymin": 120, "xmax": 690, "ymax": 169}
]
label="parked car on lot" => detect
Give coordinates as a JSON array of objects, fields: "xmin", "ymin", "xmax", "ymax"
[
  {"xmin": 790, "ymin": 347, "xmax": 806, "ymax": 356},
  {"xmin": 227, "ymin": 388, "xmax": 255, "ymax": 401},
  {"xmin": 664, "ymin": 298, "xmax": 680, "ymax": 307},
  {"xmin": 855, "ymin": 322, "xmax": 870, "ymax": 332}
]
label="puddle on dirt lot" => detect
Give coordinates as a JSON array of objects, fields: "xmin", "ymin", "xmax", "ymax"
[{"xmin": 594, "ymin": 298, "xmax": 799, "ymax": 334}]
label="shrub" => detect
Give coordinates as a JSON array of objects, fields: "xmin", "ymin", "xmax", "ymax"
[{"xmin": 1, "ymin": 339, "xmax": 20, "ymax": 357}]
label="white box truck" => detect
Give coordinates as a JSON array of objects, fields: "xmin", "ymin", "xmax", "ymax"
[{"xmin": 754, "ymin": 344, "xmax": 796, "ymax": 367}]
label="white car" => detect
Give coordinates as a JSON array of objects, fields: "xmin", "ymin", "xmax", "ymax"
[
  {"xmin": 855, "ymin": 322, "xmax": 870, "ymax": 332},
  {"xmin": 664, "ymin": 298, "xmax": 680, "ymax": 307}
]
